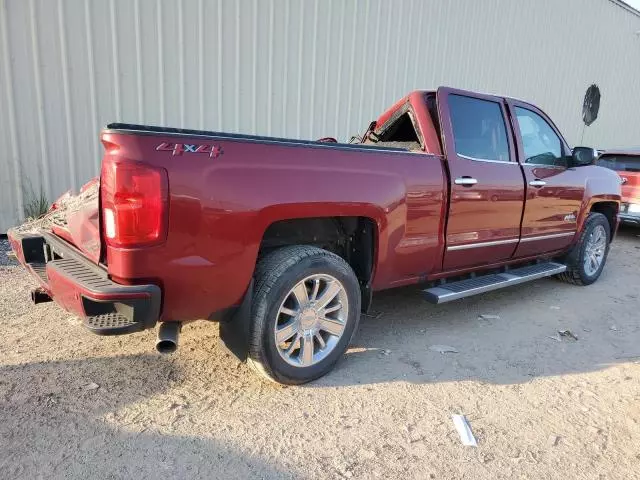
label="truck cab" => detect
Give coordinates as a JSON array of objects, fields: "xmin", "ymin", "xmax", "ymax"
[{"xmin": 365, "ymin": 87, "xmax": 619, "ymax": 273}]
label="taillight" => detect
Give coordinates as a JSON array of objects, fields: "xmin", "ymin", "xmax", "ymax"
[{"xmin": 101, "ymin": 160, "xmax": 169, "ymax": 248}]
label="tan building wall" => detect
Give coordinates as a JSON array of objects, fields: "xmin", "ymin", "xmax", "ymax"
[{"xmin": 1, "ymin": 0, "xmax": 640, "ymax": 231}]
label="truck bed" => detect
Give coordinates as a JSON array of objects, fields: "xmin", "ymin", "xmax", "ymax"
[{"xmin": 105, "ymin": 123, "xmax": 411, "ymax": 153}]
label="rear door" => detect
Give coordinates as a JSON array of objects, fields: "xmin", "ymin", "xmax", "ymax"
[
  {"xmin": 506, "ymin": 100, "xmax": 584, "ymax": 257},
  {"xmin": 437, "ymin": 88, "xmax": 525, "ymax": 270}
]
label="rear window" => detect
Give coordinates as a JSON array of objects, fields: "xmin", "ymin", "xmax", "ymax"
[
  {"xmin": 448, "ymin": 94, "xmax": 510, "ymax": 162},
  {"xmin": 596, "ymin": 155, "xmax": 640, "ymax": 172}
]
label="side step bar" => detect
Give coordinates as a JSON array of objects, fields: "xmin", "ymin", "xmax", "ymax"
[{"xmin": 423, "ymin": 262, "xmax": 567, "ymax": 304}]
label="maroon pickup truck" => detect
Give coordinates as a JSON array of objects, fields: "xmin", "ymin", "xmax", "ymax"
[{"xmin": 9, "ymin": 87, "xmax": 621, "ymax": 384}]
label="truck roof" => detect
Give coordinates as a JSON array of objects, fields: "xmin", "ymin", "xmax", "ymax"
[{"xmin": 375, "ymin": 87, "xmax": 538, "ymax": 128}]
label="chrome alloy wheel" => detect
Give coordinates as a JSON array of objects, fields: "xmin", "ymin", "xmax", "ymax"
[
  {"xmin": 584, "ymin": 224, "xmax": 607, "ymax": 277},
  {"xmin": 274, "ymin": 274, "xmax": 349, "ymax": 367}
]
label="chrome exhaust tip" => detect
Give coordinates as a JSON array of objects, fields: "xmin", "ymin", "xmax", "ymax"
[{"xmin": 156, "ymin": 322, "xmax": 181, "ymax": 354}]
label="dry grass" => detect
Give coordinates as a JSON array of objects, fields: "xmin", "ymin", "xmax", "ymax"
[{"xmin": 21, "ymin": 179, "xmax": 49, "ymax": 221}]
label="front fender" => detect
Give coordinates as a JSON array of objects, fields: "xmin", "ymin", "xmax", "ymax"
[{"xmin": 577, "ymin": 166, "xmax": 621, "ymax": 234}]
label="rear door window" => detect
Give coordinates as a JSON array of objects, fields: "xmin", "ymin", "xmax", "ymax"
[{"xmin": 448, "ymin": 94, "xmax": 510, "ymax": 162}]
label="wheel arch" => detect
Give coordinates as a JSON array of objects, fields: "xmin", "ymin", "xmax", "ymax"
[
  {"xmin": 257, "ymin": 215, "xmax": 379, "ymax": 312},
  {"xmin": 589, "ymin": 200, "xmax": 619, "ymax": 241}
]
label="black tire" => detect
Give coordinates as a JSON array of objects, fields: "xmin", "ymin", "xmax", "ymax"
[
  {"xmin": 557, "ymin": 212, "xmax": 611, "ymax": 286},
  {"xmin": 247, "ymin": 246, "xmax": 361, "ymax": 385}
]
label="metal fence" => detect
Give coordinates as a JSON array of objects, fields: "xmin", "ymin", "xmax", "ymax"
[{"xmin": 1, "ymin": 0, "xmax": 640, "ymax": 232}]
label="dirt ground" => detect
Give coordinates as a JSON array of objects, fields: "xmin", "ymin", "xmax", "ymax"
[{"xmin": 1, "ymin": 230, "xmax": 639, "ymax": 480}]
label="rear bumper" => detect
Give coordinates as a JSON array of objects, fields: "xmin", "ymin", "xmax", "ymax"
[{"xmin": 7, "ymin": 229, "xmax": 161, "ymax": 335}]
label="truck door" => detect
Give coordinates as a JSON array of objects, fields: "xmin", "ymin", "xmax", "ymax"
[
  {"xmin": 436, "ymin": 87, "xmax": 525, "ymax": 270},
  {"xmin": 505, "ymin": 100, "xmax": 584, "ymax": 257}
]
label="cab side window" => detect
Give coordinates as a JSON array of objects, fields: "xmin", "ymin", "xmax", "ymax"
[
  {"xmin": 515, "ymin": 107, "xmax": 565, "ymax": 166},
  {"xmin": 448, "ymin": 94, "xmax": 510, "ymax": 162}
]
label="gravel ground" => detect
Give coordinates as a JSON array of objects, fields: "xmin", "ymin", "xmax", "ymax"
[
  {"xmin": 0, "ymin": 237, "xmax": 16, "ymax": 267},
  {"xmin": 1, "ymin": 229, "xmax": 639, "ymax": 479}
]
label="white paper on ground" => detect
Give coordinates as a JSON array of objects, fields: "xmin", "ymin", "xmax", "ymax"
[
  {"xmin": 452, "ymin": 414, "xmax": 478, "ymax": 447},
  {"xmin": 429, "ymin": 345, "xmax": 459, "ymax": 354}
]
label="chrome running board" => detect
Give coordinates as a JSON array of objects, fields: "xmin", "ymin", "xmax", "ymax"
[{"xmin": 423, "ymin": 262, "xmax": 567, "ymax": 304}]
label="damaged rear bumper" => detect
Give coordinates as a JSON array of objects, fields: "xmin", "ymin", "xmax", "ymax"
[{"xmin": 8, "ymin": 229, "xmax": 161, "ymax": 335}]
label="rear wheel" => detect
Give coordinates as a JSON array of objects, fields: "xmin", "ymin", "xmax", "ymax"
[
  {"xmin": 557, "ymin": 212, "xmax": 611, "ymax": 286},
  {"xmin": 248, "ymin": 246, "xmax": 361, "ymax": 384}
]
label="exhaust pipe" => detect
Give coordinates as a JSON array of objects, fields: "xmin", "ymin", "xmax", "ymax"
[
  {"xmin": 156, "ymin": 322, "xmax": 181, "ymax": 354},
  {"xmin": 31, "ymin": 288, "xmax": 52, "ymax": 305}
]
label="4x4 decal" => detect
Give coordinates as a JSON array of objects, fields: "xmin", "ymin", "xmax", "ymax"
[{"xmin": 156, "ymin": 142, "xmax": 224, "ymax": 158}]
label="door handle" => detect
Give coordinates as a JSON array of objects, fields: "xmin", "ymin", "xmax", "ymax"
[
  {"xmin": 529, "ymin": 179, "xmax": 546, "ymax": 187},
  {"xmin": 454, "ymin": 177, "xmax": 478, "ymax": 186}
]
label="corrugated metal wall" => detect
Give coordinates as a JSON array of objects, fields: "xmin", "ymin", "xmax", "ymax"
[{"xmin": 1, "ymin": 0, "xmax": 640, "ymax": 232}]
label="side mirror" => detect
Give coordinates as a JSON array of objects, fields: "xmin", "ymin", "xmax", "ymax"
[{"xmin": 571, "ymin": 146, "xmax": 597, "ymax": 167}]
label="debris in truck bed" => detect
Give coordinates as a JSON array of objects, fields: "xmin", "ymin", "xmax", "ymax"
[{"xmin": 13, "ymin": 180, "xmax": 98, "ymax": 234}]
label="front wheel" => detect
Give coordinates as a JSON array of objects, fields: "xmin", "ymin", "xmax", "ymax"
[
  {"xmin": 557, "ymin": 212, "xmax": 611, "ymax": 286},
  {"xmin": 248, "ymin": 246, "xmax": 361, "ymax": 384}
]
